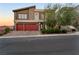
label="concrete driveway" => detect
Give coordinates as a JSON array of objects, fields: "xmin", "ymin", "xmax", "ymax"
[{"xmin": 3, "ymin": 31, "xmax": 41, "ymax": 36}]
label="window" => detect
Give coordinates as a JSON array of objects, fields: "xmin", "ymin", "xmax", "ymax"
[
  {"xmin": 39, "ymin": 13, "xmax": 44, "ymax": 20},
  {"xmin": 30, "ymin": 13, "xmax": 34, "ymax": 20},
  {"xmin": 18, "ymin": 14, "xmax": 28, "ymax": 19}
]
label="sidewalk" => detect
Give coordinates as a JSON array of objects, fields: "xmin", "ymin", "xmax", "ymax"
[
  {"xmin": 0, "ymin": 32, "xmax": 79, "ymax": 38},
  {"xmin": 3, "ymin": 31, "xmax": 41, "ymax": 36}
]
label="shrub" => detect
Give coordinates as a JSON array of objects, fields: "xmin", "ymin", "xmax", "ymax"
[
  {"xmin": 61, "ymin": 29, "xmax": 67, "ymax": 33},
  {"xmin": 41, "ymin": 28, "xmax": 67, "ymax": 34},
  {"xmin": 4, "ymin": 27, "xmax": 11, "ymax": 34},
  {"xmin": 41, "ymin": 29, "xmax": 47, "ymax": 34},
  {"xmin": 41, "ymin": 28, "xmax": 60, "ymax": 34},
  {"xmin": 46, "ymin": 28, "xmax": 54, "ymax": 34},
  {"xmin": 54, "ymin": 29, "xmax": 61, "ymax": 33}
]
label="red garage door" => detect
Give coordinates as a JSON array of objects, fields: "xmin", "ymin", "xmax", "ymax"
[
  {"xmin": 16, "ymin": 23, "xmax": 39, "ymax": 31},
  {"xmin": 16, "ymin": 24, "xmax": 23, "ymax": 31},
  {"xmin": 24, "ymin": 23, "xmax": 39, "ymax": 31}
]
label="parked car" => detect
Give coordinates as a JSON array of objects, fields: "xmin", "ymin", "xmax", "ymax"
[{"xmin": 60, "ymin": 25, "xmax": 77, "ymax": 32}]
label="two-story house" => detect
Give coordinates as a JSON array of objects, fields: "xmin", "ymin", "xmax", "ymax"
[{"xmin": 13, "ymin": 6, "xmax": 44, "ymax": 31}]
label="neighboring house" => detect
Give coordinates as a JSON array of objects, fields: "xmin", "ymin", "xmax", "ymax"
[
  {"xmin": 0, "ymin": 26, "xmax": 14, "ymax": 31},
  {"xmin": 13, "ymin": 6, "xmax": 45, "ymax": 31},
  {"xmin": 0, "ymin": 26, "xmax": 13, "ymax": 34},
  {"xmin": 0, "ymin": 26, "xmax": 5, "ymax": 32}
]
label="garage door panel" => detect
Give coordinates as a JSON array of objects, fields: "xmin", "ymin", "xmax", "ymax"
[
  {"xmin": 24, "ymin": 23, "xmax": 39, "ymax": 31},
  {"xmin": 16, "ymin": 24, "xmax": 23, "ymax": 31},
  {"xmin": 16, "ymin": 23, "xmax": 39, "ymax": 31},
  {"xmin": 31, "ymin": 25, "xmax": 38, "ymax": 30}
]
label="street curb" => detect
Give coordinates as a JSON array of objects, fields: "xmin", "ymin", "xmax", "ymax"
[{"xmin": 0, "ymin": 33, "xmax": 78, "ymax": 38}]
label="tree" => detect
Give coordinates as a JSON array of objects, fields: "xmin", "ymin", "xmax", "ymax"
[
  {"xmin": 59, "ymin": 7, "xmax": 77, "ymax": 25},
  {"xmin": 44, "ymin": 3, "xmax": 63, "ymax": 29},
  {"xmin": 44, "ymin": 4, "xmax": 58, "ymax": 29},
  {"xmin": 44, "ymin": 3, "xmax": 78, "ymax": 29}
]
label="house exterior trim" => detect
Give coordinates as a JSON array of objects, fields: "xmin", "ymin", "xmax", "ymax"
[
  {"xmin": 13, "ymin": 6, "xmax": 36, "ymax": 12},
  {"xmin": 15, "ymin": 20, "xmax": 44, "ymax": 23}
]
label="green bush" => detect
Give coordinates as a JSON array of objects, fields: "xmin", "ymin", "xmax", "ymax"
[
  {"xmin": 4, "ymin": 27, "xmax": 11, "ymax": 34},
  {"xmin": 61, "ymin": 29, "xmax": 67, "ymax": 33},
  {"xmin": 54, "ymin": 29, "xmax": 61, "ymax": 33},
  {"xmin": 46, "ymin": 28, "xmax": 54, "ymax": 34},
  {"xmin": 41, "ymin": 29, "xmax": 47, "ymax": 34},
  {"xmin": 41, "ymin": 28, "xmax": 67, "ymax": 34},
  {"xmin": 41, "ymin": 28, "xmax": 55, "ymax": 34},
  {"xmin": 46, "ymin": 28, "xmax": 63, "ymax": 34}
]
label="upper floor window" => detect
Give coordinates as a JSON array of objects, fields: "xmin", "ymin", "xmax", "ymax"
[
  {"xmin": 39, "ymin": 13, "xmax": 44, "ymax": 20},
  {"xmin": 18, "ymin": 14, "xmax": 28, "ymax": 19},
  {"xmin": 30, "ymin": 13, "xmax": 34, "ymax": 20}
]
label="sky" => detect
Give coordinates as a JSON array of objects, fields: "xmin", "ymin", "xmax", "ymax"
[{"xmin": 0, "ymin": 3, "xmax": 47, "ymax": 26}]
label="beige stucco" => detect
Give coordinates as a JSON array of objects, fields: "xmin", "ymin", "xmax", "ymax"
[{"xmin": 34, "ymin": 12, "xmax": 39, "ymax": 20}]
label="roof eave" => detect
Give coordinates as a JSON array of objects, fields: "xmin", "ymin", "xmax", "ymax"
[{"xmin": 13, "ymin": 5, "xmax": 36, "ymax": 12}]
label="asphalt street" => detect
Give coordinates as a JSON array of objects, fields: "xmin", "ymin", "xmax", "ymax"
[{"xmin": 0, "ymin": 35, "xmax": 79, "ymax": 55}]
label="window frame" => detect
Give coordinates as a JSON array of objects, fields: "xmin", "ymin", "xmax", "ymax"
[
  {"xmin": 39, "ymin": 12, "xmax": 44, "ymax": 20},
  {"xmin": 18, "ymin": 14, "xmax": 28, "ymax": 20}
]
